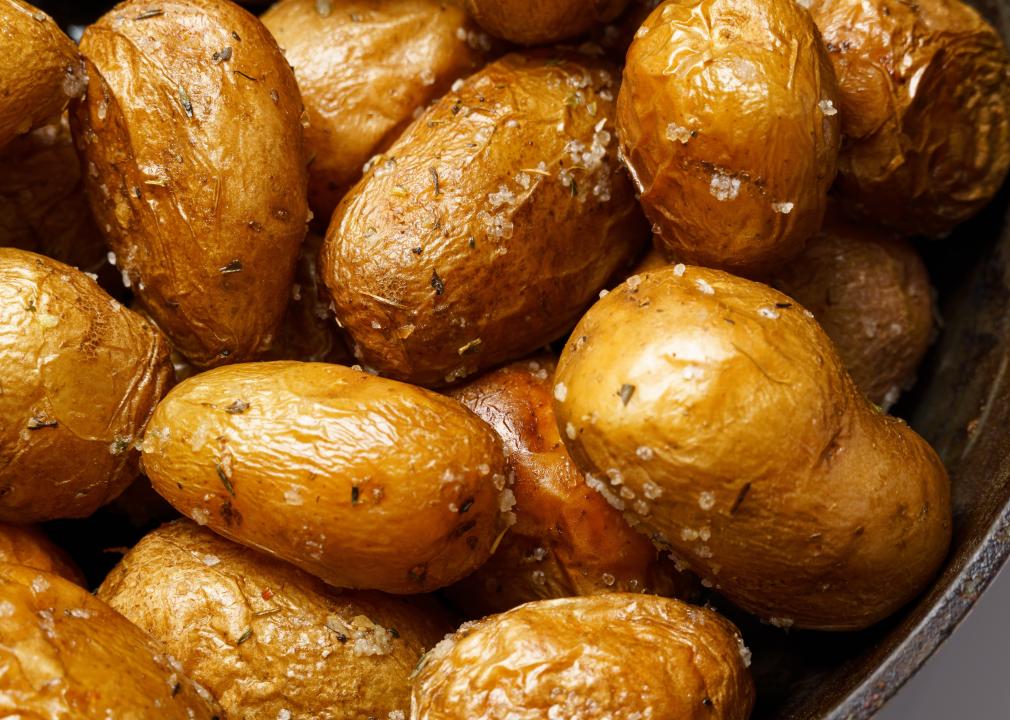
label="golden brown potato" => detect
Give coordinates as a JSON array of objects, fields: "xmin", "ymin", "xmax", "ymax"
[
  {"xmin": 811, "ymin": 0, "xmax": 1010, "ymax": 236},
  {"xmin": 99, "ymin": 520, "xmax": 452, "ymax": 720},
  {"xmin": 0, "ymin": 523, "xmax": 84, "ymax": 585},
  {"xmin": 617, "ymin": 0, "xmax": 841, "ymax": 275},
  {"xmin": 464, "ymin": 0, "xmax": 630, "ymax": 45},
  {"xmin": 413, "ymin": 593, "xmax": 754, "ymax": 719},
  {"xmin": 770, "ymin": 213, "xmax": 934, "ymax": 408},
  {"xmin": 0, "ymin": 562, "xmax": 222, "ymax": 719},
  {"xmin": 0, "ymin": 0, "xmax": 85, "ymax": 149},
  {"xmin": 446, "ymin": 356, "xmax": 694, "ymax": 615},
  {"xmin": 262, "ymin": 0, "xmax": 491, "ymax": 222},
  {"xmin": 322, "ymin": 53, "xmax": 648, "ymax": 387},
  {"xmin": 143, "ymin": 361, "xmax": 510, "ymax": 593},
  {"xmin": 0, "ymin": 248, "xmax": 173, "ymax": 522},
  {"xmin": 72, "ymin": 0, "xmax": 308, "ymax": 368},
  {"xmin": 554, "ymin": 266, "xmax": 951, "ymax": 630}
]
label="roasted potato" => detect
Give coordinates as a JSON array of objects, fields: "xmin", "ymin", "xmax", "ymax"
[
  {"xmin": 143, "ymin": 361, "xmax": 510, "ymax": 593},
  {"xmin": 0, "ymin": 522, "xmax": 84, "ymax": 584},
  {"xmin": 554, "ymin": 266, "xmax": 951, "ymax": 630},
  {"xmin": 262, "ymin": 0, "xmax": 491, "ymax": 222},
  {"xmin": 446, "ymin": 356, "xmax": 694, "ymax": 615},
  {"xmin": 811, "ymin": 0, "xmax": 1010, "ymax": 236},
  {"xmin": 0, "ymin": 248, "xmax": 173, "ymax": 522},
  {"xmin": 463, "ymin": 0, "xmax": 630, "ymax": 45},
  {"xmin": 0, "ymin": 562, "xmax": 222, "ymax": 719},
  {"xmin": 99, "ymin": 520, "xmax": 451, "ymax": 720},
  {"xmin": 617, "ymin": 0, "xmax": 841, "ymax": 275},
  {"xmin": 322, "ymin": 53, "xmax": 648, "ymax": 387},
  {"xmin": 412, "ymin": 593, "xmax": 755, "ymax": 719},
  {"xmin": 0, "ymin": 0, "xmax": 85, "ymax": 149},
  {"xmin": 72, "ymin": 0, "xmax": 308, "ymax": 367}
]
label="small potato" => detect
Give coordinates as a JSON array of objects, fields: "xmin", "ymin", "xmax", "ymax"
[
  {"xmin": 412, "ymin": 593, "xmax": 754, "ymax": 719},
  {"xmin": 554, "ymin": 266, "xmax": 951, "ymax": 630},
  {"xmin": 446, "ymin": 356, "xmax": 694, "ymax": 615},
  {"xmin": 143, "ymin": 361, "xmax": 509, "ymax": 593},
  {"xmin": 73, "ymin": 0, "xmax": 308, "ymax": 367},
  {"xmin": 0, "ymin": 522, "xmax": 84, "ymax": 585},
  {"xmin": 0, "ymin": 0, "xmax": 85, "ymax": 149},
  {"xmin": 322, "ymin": 53, "xmax": 647, "ymax": 387},
  {"xmin": 770, "ymin": 213, "xmax": 934, "ymax": 408},
  {"xmin": 617, "ymin": 0, "xmax": 841, "ymax": 275},
  {"xmin": 811, "ymin": 0, "xmax": 1010, "ymax": 236},
  {"xmin": 463, "ymin": 0, "xmax": 630, "ymax": 45},
  {"xmin": 99, "ymin": 520, "xmax": 452, "ymax": 720},
  {"xmin": 262, "ymin": 0, "xmax": 491, "ymax": 221},
  {"xmin": 0, "ymin": 248, "xmax": 173, "ymax": 522},
  {"xmin": 0, "ymin": 562, "xmax": 222, "ymax": 719}
]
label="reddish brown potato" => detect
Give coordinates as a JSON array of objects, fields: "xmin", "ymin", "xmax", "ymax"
[
  {"xmin": 0, "ymin": 523, "xmax": 84, "ymax": 584},
  {"xmin": 464, "ymin": 0, "xmax": 630, "ymax": 45}
]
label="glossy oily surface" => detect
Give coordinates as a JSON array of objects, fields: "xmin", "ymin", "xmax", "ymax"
[{"xmin": 463, "ymin": 0, "xmax": 630, "ymax": 44}]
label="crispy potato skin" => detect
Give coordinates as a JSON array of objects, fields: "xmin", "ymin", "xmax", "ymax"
[
  {"xmin": 262, "ymin": 0, "xmax": 489, "ymax": 222},
  {"xmin": 0, "ymin": 523, "xmax": 84, "ymax": 585},
  {"xmin": 0, "ymin": 249, "xmax": 173, "ymax": 522},
  {"xmin": 617, "ymin": 0, "xmax": 841, "ymax": 275},
  {"xmin": 463, "ymin": 0, "xmax": 630, "ymax": 44},
  {"xmin": 72, "ymin": 0, "xmax": 308, "ymax": 367},
  {"xmin": 446, "ymin": 356, "xmax": 694, "ymax": 615},
  {"xmin": 0, "ymin": 0, "xmax": 85, "ymax": 149},
  {"xmin": 554, "ymin": 266, "xmax": 951, "ymax": 630},
  {"xmin": 770, "ymin": 213, "xmax": 933, "ymax": 407},
  {"xmin": 412, "ymin": 594, "xmax": 754, "ymax": 719},
  {"xmin": 0, "ymin": 562, "xmax": 222, "ymax": 719},
  {"xmin": 99, "ymin": 521, "xmax": 452, "ymax": 720},
  {"xmin": 143, "ymin": 361, "xmax": 509, "ymax": 593},
  {"xmin": 811, "ymin": 0, "xmax": 1010, "ymax": 236},
  {"xmin": 322, "ymin": 53, "xmax": 647, "ymax": 387}
]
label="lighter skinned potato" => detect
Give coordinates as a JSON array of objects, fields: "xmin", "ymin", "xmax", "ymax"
[
  {"xmin": 463, "ymin": 0, "xmax": 630, "ymax": 45},
  {"xmin": 0, "ymin": 523, "xmax": 84, "ymax": 585}
]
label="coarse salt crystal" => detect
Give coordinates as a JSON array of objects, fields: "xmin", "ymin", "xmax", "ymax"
[
  {"xmin": 709, "ymin": 172, "xmax": 741, "ymax": 201},
  {"xmin": 553, "ymin": 382, "xmax": 568, "ymax": 402}
]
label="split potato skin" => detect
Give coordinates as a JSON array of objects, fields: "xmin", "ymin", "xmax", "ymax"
[
  {"xmin": 72, "ymin": 0, "xmax": 308, "ymax": 368},
  {"xmin": 143, "ymin": 361, "xmax": 509, "ymax": 593},
  {"xmin": 0, "ymin": 523, "xmax": 84, "ymax": 585},
  {"xmin": 554, "ymin": 266, "xmax": 951, "ymax": 630},
  {"xmin": 322, "ymin": 52, "xmax": 647, "ymax": 387},
  {"xmin": 0, "ymin": 562, "xmax": 222, "ymax": 719},
  {"xmin": 0, "ymin": 248, "xmax": 173, "ymax": 523},
  {"xmin": 617, "ymin": 0, "xmax": 841, "ymax": 275},
  {"xmin": 412, "ymin": 593, "xmax": 755, "ymax": 720},
  {"xmin": 810, "ymin": 0, "xmax": 1010, "ymax": 236},
  {"xmin": 99, "ymin": 520, "xmax": 451, "ymax": 720},
  {"xmin": 463, "ymin": 0, "xmax": 630, "ymax": 45},
  {"xmin": 262, "ymin": 0, "xmax": 490, "ymax": 222}
]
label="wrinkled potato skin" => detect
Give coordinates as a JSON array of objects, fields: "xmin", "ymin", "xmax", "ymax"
[
  {"xmin": 323, "ymin": 53, "xmax": 647, "ymax": 387},
  {"xmin": 99, "ymin": 521, "xmax": 451, "ymax": 720},
  {"xmin": 464, "ymin": 0, "xmax": 630, "ymax": 45},
  {"xmin": 0, "ymin": 523, "xmax": 84, "ymax": 585},
  {"xmin": 73, "ymin": 0, "xmax": 308, "ymax": 367},
  {"xmin": 262, "ymin": 0, "xmax": 490, "ymax": 222},
  {"xmin": 144, "ymin": 361, "xmax": 508, "ymax": 593},
  {"xmin": 446, "ymin": 356, "xmax": 694, "ymax": 615},
  {"xmin": 618, "ymin": 0, "xmax": 841, "ymax": 275},
  {"xmin": 0, "ymin": 562, "xmax": 222, "ymax": 719},
  {"xmin": 811, "ymin": 0, "xmax": 1010, "ymax": 236},
  {"xmin": 770, "ymin": 213, "xmax": 933, "ymax": 407},
  {"xmin": 554, "ymin": 267, "xmax": 951, "ymax": 630},
  {"xmin": 0, "ymin": 1, "xmax": 85, "ymax": 149},
  {"xmin": 413, "ymin": 594, "xmax": 754, "ymax": 719},
  {"xmin": 0, "ymin": 249, "xmax": 173, "ymax": 522}
]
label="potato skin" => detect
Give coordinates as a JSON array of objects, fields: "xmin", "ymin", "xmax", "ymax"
[
  {"xmin": 143, "ymin": 361, "xmax": 509, "ymax": 593},
  {"xmin": 412, "ymin": 593, "xmax": 754, "ymax": 720},
  {"xmin": 0, "ymin": 0, "xmax": 85, "ymax": 149},
  {"xmin": 811, "ymin": 0, "xmax": 1010, "ymax": 236},
  {"xmin": 99, "ymin": 520, "xmax": 452, "ymax": 720},
  {"xmin": 554, "ymin": 266, "xmax": 951, "ymax": 630},
  {"xmin": 463, "ymin": 0, "xmax": 630, "ymax": 45},
  {"xmin": 0, "ymin": 248, "xmax": 173, "ymax": 522},
  {"xmin": 322, "ymin": 53, "xmax": 647, "ymax": 387},
  {"xmin": 617, "ymin": 0, "xmax": 841, "ymax": 275},
  {"xmin": 0, "ymin": 562, "xmax": 222, "ymax": 719},
  {"xmin": 0, "ymin": 523, "xmax": 84, "ymax": 585},
  {"xmin": 446, "ymin": 356, "xmax": 694, "ymax": 615},
  {"xmin": 262, "ymin": 0, "xmax": 490, "ymax": 222},
  {"xmin": 72, "ymin": 0, "xmax": 308, "ymax": 367}
]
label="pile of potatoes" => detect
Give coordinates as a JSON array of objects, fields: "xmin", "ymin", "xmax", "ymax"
[{"xmin": 0, "ymin": 0, "xmax": 1007, "ymax": 716}]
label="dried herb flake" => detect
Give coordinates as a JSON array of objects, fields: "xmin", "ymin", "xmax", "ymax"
[
  {"xmin": 219, "ymin": 259, "xmax": 243, "ymax": 274},
  {"xmin": 135, "ymin": 8, "xmax": 164, "ymax": 20},
  {"xmin": 351, "ymin": 486, "xmax": 360, "ymax": 504},
  {"xmin": 430, "ymin": 167, "xmax": 440, "ymax": 196},
  {"xmin": 212, "ymin": 46, "xmax": 232, "ymax": 63},
  {"xmin": 225, "ymin": 399, "xmax": 249, "ymax": 414},
  {"xmin": 216, "ymin": 464, "xmax": 235, "ymax": 495},
  {"xmin": 177, "ymin": 85, "xmax": 193, "ymax": 118},
  {"xmin": 236, "ymin": 628, "xmax": 253, "ymax": 645},
  {"xmin": 618, "ymin": 383, "xmax": 635, "ymax": 406},
  {"xmin": 27, "ymin": 416, "xmax": 57, "ymax": 430},
  {"xmin": 430, "ymin": 269, "xmax": 444, "ymax": 296}
]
